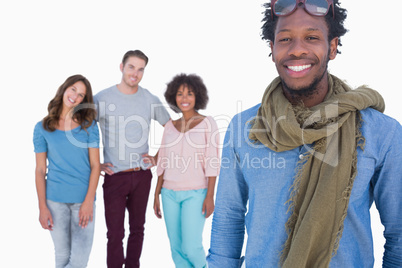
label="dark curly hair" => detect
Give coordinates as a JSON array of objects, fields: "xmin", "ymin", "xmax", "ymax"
[
  {"xmin": 261, "ymin": 0, "xmax": 348, "ymax": 54},
  {"xmin": 164, "ymin": 73, "xmax": 209, "ymax": 113}
]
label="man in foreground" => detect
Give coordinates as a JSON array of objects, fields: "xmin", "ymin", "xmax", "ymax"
[{"xmin": 207, "ymin": 1, "xmax": 402, "ymax": 267}]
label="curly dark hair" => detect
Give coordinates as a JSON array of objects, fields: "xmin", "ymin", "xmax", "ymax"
[
  {"xmin": 164, "ymin": 73, "xmax": 209, "ymax": 113},
  {"xmin": 261, "ymin": 0, "xmax": 348, "ymax": 54}
]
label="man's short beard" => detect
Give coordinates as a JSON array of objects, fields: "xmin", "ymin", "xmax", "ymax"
[
  {"xmin": 281, "ymin": 53, "xmax": 330, "ymax": 102},
  {"xmin": 281, "ymin": 69, "xmax": 326, "ymax": 100}
]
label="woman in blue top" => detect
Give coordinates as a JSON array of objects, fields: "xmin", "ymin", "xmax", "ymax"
[{"xmin": 33, "ymin": 74, "xmax": 101, "ymax": 268}]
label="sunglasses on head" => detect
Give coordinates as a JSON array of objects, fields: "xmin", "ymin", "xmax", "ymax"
[{"xmin": 271, "ymin": 0, "xmax": 334, "ymax": 19}]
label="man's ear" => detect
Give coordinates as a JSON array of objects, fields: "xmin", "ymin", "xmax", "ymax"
[
  {"xmin": 270, "ymin": 41, "xmax": 275, "ymax": 62},
  {"xmin": 329, "ymin": 37, "xmax": 339, "ymax": 60},
  {"xmin": 120, "ymin": 63, "xmax": 124, "ymax": 72}
]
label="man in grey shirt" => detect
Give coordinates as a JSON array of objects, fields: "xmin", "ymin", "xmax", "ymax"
[{"xmin": 94, "ymin": 50, "xmax": 170, "ymax": 268}]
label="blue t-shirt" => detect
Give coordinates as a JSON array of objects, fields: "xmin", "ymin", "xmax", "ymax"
[{"xmin": 33, "ymin": 121, "xmax": 100, "ymax": 203}]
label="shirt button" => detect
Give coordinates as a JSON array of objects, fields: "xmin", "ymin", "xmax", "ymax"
[{"xmin": 299, "ymin": 154, "xmax": 304, "ymax": 160}]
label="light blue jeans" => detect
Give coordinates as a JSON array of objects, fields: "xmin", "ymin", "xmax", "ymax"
[
  {"xmin": 47, "ymin": 200, "xmax": 95, "ymax": 268},
  {"xmin": 161, "ymin": 188, "xmax": 207, "ymax": 268}
]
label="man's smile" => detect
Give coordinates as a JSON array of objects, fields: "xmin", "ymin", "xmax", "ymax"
[{"xmin": 287, "ymin": 64, "xmax": 312, "ymax": 72}]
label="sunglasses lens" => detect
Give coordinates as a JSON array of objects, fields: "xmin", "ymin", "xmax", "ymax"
[
  {"xmin": 274, "ymin": 0, "xmax": 297, "ymax": 16},
  {"xmin": 305, "ymin": 0, "xmax": 330, "ymax": 16}
]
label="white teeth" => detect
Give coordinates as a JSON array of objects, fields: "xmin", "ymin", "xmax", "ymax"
[
  {"xmin": 182, "ymin": 103, "xmax": 189, "ymax": 107},
  {"xmin": 68, "ymin": 98, "xmax": 75, "ymax": 103},
  {"xmin": 288, "ymin": 64, "xmax": 311, "ymax": 72}
]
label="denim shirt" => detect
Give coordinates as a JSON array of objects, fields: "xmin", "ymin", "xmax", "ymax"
[{"xmin": 207, "ymin": 104, "xmax": 402, "ymax": 268}]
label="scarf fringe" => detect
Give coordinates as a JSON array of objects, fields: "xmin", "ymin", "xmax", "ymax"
[
  {"xmin": 281, "ymin": 110, "xmax": 365, "ymax": 266},
  {"xmin": 333, "ymin": 112, "xmax": 365, "ymax": 256},
  {"xmin": 280, "ymin": 150, "xmax": 311, "ymax": 265}
]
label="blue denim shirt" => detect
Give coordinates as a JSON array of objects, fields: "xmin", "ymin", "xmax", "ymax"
[{"xmin": 207, "ymin": 104, "xmax": 402, "ymax": 268}]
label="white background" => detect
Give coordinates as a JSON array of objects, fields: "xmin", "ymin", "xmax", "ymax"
[{"xmin": 1, "ymin": 0, "xmax": 400, "ymax": 267}]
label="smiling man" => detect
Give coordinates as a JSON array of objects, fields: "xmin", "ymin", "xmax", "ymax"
[
  {"xmin": 94, "ymin": 50, "xmax": 170, "ymax": 268},
  {"xmin": 207, "ymin": 1, "xmax": 402, "ymax": 267}
]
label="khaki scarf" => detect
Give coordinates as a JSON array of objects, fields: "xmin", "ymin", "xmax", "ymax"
[{"xmin": 249, "ymin": 74, "xmax": 385, "ymax": 268}]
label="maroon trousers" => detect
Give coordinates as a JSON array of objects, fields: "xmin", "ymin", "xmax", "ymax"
[{"xmin": 103, "ymin": 169, "xmax": 152, "ymax": 268}]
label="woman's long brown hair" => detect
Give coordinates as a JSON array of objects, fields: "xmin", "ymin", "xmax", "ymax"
[{"xmin": 42, "ymin": 74, "xmax": 96, "ymax": 132}]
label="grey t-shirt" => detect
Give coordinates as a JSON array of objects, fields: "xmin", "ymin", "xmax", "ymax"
[{"xmin": 94, "ymin": 85, "xmax": 170, "ymax": 173}]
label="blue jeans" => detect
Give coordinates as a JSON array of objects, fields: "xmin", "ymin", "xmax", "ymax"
[
  {"xmin": 47, "ymin": 200, "xmax": 95, "ymax": 268},
  {"xmin": 161, "ymin": 188, "xmax": 207, "ymax": 268}
]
